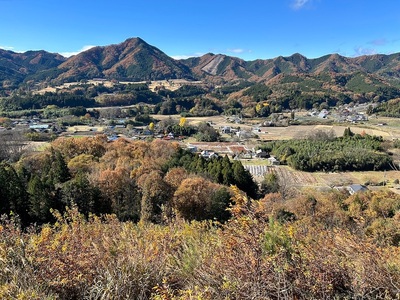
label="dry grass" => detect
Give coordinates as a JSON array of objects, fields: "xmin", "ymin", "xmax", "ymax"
[
  {"xmin": 66, "ymin": 126, "xmax": 105, "ymax": 133},
  {"xmin": 1, "ymin": 197, "xmax": 399, "ymax": 300}
]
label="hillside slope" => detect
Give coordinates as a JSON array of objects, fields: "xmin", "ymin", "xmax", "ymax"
[
  {"xmin": 54, "ymin": 37, "xmax": 193, "ymax": 82},
  {"xmin": 0, "ymin": 49, "xmax": 65, "ymax": 87}
]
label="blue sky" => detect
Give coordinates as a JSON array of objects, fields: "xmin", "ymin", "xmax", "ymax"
[{"xmin": 1, "ymin": 0, "xmax": 399, "ymax": 61}]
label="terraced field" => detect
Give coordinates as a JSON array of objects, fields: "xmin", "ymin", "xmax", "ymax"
[{"xmin": 243, "ymin": 164, "xmax": 270, "ymax": 179}]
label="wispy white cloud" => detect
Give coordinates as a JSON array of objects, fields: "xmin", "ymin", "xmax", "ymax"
[
  {"xmin": 0, "ymin": 46, "xmax": 26, "ymax": 53},
  {"xmin": 171, "ymin": 52, "xmax": 204, "ymax": 60},
  {"xmin": 291, "ymin": 0, "xmax": 312, "ymax": 10},
  {"xmin": 60, "ymin": 45, "xmax": 96, "ymax": 57},
  {"xmin": 0, "ymin": 45, "xmax": 14, "ymax": 51},
  {"xmin": 227, "ymin": 48, "xmax": 245, "ymax": 54},
  {"xmin": 171, "ymin": 55, "xmax": 192, "ymax": 60},
  {"xmin": 352, "ymin": 46, "xmax": 377, "ymax": 57}
]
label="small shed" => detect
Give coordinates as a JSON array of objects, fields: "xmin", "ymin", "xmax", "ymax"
[
  {"xmin": 348, "ymin": 184, "xmax": 368, "ymax": 195},
  {"xmin": 29, "ymin": 124, "xmax": 50, "ymax": 132},
  {"xmin": 186, "ymin": 145, "xmax": 198, "ymax": 153},
  {"xmin": 268, "ymin": 156, "xmax": 280, "ymax": 165},
  {"xmin": 221, "ymin": 126, "xmax": 232, "ymax": 134},
  {"xmin": 201, "ymin": 150, "xmax": 218, "ymax": 159},
  {"xmin": 255, "ymin": 149, "xmax": 269, "ymax": 158}
]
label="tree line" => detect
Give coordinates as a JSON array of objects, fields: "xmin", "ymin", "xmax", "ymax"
[
  {"xmin": 369, "ymin": 98, "xmax": 400, "ymax": 117},
  {"xmin": 163, "ymin": 148, "xmax": 259, "ymax": 199}
]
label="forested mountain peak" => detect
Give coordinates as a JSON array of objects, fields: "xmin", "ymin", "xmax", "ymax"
[
  {"xmin": 55, "ymin": 37, "xmax": 193, "ymax": 82},
  {"xmin": 0, "ymin": 49, "xmax": 66, "ymax": 86}
]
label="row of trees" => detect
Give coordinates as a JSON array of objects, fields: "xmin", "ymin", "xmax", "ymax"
[
  {"xmin": 164, "ymin": 148, "xmax": 259, "ymax": 198},
  {"xmin": 0, "ymin": 92, "xmax": 96, "ymax": 111},
  {"xmin": 369, "ymin": 98, "xmax": 400, "ymax": 117}
]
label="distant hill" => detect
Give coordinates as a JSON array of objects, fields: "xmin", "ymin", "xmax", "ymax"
[
  {"xmin": 1, "ymin": 37, "xmax": 400, "ymax": 92},
  {"xmin": 54, "ymin": 37, "xmax": 194, "ymax": 82},
  {"xmin": 181, "ymin": 52, "xmax": 400, "ymax": 86},
  {"xmin": 182, "ymin": 53, "xmax": 253, "ymax": 82},
  {"xmin": 0, "ymin": 49, "xmax": 65, "ymax": 87}
]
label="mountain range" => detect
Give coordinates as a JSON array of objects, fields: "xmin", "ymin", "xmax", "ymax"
[{"xmin": 1, "ymin": 37, "xmax": 400, "ymax": 90}]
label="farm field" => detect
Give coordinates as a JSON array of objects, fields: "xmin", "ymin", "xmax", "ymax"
[{"xmin": 243, "ymin": 161, "xmax": 400, "ymax": 194}]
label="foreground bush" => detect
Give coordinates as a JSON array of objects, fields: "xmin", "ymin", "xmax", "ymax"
[{"xmin": 0, "ymin": 188, "xmax": 399, "ymax": 299}]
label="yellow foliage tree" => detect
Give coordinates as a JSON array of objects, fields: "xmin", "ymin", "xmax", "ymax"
[{"xmin": 179, "ymin": 117, "xmax": 186, "ymax": 127}]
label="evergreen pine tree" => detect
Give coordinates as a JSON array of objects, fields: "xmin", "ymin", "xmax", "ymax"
[
  {"xmin": 221, "ymin": 155, "xmax": 234, "ymax": 185},
  {"xmin": 232, "ymin": 160, "xmax": 258, "ymax": 198},
  {"xmin": 0, "ymin": 162, "xmax": 29, "ymax": 222},
  {"xmin": 47, "ymin": 149, "xmax": 71, "ymax": 185},
  {"xmin": 27, "ymin": 175, "xmax": 54, "ymax": 223}
]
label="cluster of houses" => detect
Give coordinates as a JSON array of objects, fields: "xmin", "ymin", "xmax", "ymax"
[
  {"xmin": 336, "ymin": 108, "xmax": 368, "ymax": 123},
  {"xmin": 308, "ymin": 109, "xmax": 330, "ymax": 119},
  {"xmin": 2, "ymin": 118, "xmax": 57, "ymax": 133},
  {"xmin": 185, "ymin": 142, "xmax": 280, "ymax": 164},
  {"xmin": 308, "ymin": 107, "xmax": 368, "ymax": 123},
  {"xmin": 220, "ymin": 126, "xmax": 262, "ymax": 140}
]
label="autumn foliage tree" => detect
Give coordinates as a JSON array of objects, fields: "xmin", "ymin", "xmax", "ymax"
[
  {"xmin": 137, "ymin": 170, "xmax": 170, "ymax": 223},
  {"xmin": 173, "ymin": 176, "xmax": 231, "ymax": 221},
  {"xmin": 95, "ymin": 167, "xmax": 139, "ymax": 221}
]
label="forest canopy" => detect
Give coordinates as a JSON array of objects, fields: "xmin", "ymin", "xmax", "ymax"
[{"xmin": 0, "ymin": 136, "xmax": 258, "ymax": 226}]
